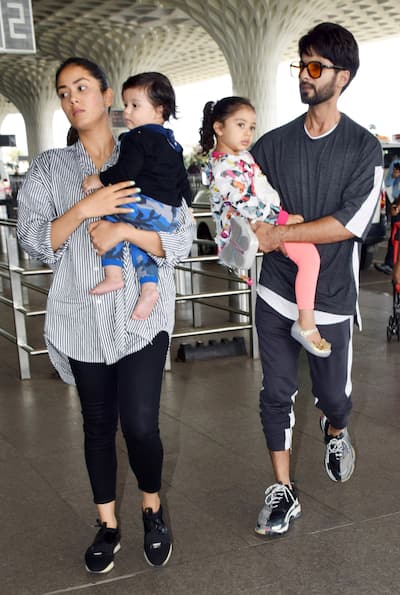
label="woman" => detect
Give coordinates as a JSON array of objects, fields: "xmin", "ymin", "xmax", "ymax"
[{"xmin": 17, "ymin": 57, "xmax": 196, "ymax": 574}]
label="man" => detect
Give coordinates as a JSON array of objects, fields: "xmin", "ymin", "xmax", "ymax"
[{"xmin": 251, "ymin": 22, "xmax": 383, "ymax": 536}]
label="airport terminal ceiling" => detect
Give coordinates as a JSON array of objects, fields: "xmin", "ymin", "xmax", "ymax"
[{"xmin": 1, "ymin": 0, "xmax": 400, "ymax": 93}]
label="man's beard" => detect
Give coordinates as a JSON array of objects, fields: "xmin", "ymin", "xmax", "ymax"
[{"xmin": 300, "ymin": 78, "xmax": 336, "ymax": 105}]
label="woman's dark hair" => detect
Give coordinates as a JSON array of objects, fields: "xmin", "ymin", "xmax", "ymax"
[
  {"xmin": 122, "ymin": 72, "xmax": 176, "ymax": 122},
  {"xmin": 199, "ymin": 96, "xmax": 255, "ymax": 154},
  {"xmin": 298, "ymin": 22, "xmax": 359, "ymax": 91},
  {"xmin": 66, "ymin": 126, "xmax": 79, "ymax": 146},
  {"xmin": 55, "ymin": 57, "xmax": 109, "ymax": 92}
]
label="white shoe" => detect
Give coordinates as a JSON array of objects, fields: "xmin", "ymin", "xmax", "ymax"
[{"xmin": 290, "ymin": 321, "xmax": 331, "ymax": 358}]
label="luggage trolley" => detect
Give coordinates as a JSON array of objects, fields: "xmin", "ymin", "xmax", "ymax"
[{"xmin": 387, "ymin": 221, "xmax": 400, "ymax": 342}]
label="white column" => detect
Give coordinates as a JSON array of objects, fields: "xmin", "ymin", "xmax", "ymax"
[
  {"xmin": 164, "ymin": 0, "xmax": 331, "ymax": 136},
  {"xmin": 0, "ymin": 58, "xmax": 59, "ymax": 159},
  {"xmin": 0, "ymin": 95, "xmax": 17, "ymax": 128}
]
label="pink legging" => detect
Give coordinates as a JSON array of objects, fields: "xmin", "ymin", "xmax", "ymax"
[{"xmin": 284, "ymin": 242, "xmax": 320, "ymax": 311}]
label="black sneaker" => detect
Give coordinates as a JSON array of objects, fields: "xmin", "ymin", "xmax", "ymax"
[
  {"xmin": 85, "ymin": 521, "xmax": 121, "ymax": 574},
  {"xmin": 374, "ymin": 263, "xmax": 393, "ymax": 275},
  {"xmin": 320, "ymin": 416, "xmax": 356, "ymax": 482},
  {"xmin": 143, "ymin": 506, "xmax": 172, "ymax": 567},
  {"xmin": 255, "ymin": 482, "xmax": 301, "ymax": 535}
]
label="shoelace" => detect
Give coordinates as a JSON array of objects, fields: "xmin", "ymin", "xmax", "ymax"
[
  {"xmin": 268, "ymin": 484, "xmax": 292, "ymax": 509},
  {"xmin": 88, "ymin": 521, "xmax": 118, "ymax": 552},
  {"xmin": 264, "ymin": 484, "xmax": 278, "ymax": 508},
  {"xmin": 93, "ymin": 521, "xmax": 108, "ymax": 541},
  {"xmin": 327, "ymin": 436, "xmax": 344, "ymax": 460},
  {"xmin": 145, "ymin": 514, "xmax": 168, "ymax": 535}
]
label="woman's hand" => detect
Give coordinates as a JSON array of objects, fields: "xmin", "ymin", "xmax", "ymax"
[
  {"xmin": 88, "ymin": 220, "xmax": 165, "ymax": 257},
  {"xmin": 88, "ymin": 220, "xmax": 126, "ymax": 255},
  {"xmin": 78, "ymin": 181, "xmax": 140, "ymax": 220}
]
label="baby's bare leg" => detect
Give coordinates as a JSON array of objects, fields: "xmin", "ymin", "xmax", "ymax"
[
  {"xmin": 132, "ymin": 282, "xmax": 159, "ymax": 320},
  {"xmin": 90, "ymin": 265, "xmax": 124, "ymax": 295}
]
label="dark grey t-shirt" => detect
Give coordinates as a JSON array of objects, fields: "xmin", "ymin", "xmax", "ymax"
[{"xmin": 251, "ymin": 113, "xmax": 383, "ymax": 317}]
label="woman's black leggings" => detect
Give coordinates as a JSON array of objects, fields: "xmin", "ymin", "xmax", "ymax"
[{"xmin": 69, "ymin": 332, "xmax": 169, "ymax": 504}]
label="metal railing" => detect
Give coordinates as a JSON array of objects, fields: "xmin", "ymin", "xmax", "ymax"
[
  {"xmin": 0, "ymin": 220, "xmax": 51, "ymax": 378},
  {"xmin": 0, "ymin": 214, "xmax": 259, "ymax": 379}
]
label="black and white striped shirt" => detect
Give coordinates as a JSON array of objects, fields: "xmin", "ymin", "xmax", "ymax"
[{"xmin": 17, "ymin": 140, "xmax": 196, "ymax": 384}]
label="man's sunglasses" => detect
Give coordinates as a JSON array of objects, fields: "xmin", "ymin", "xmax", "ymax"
[{"xmin": 290, "ymin": 61, "xmax": 346, "ymax": 79}]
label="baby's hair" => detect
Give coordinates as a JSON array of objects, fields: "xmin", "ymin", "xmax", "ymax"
[
  {"xmin": 199, "ymin": 96, "xmax": 255, "ymax": 154},
  {"xmin": 122, "ymin": 72, "xmax": 177, "ymax": 122}
]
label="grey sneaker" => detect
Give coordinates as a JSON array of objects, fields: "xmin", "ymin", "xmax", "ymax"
[
  {"xmin": 255, "ymin": 483, "xmax": 301, "ymax": 535},
  {"xmin": 254, "ymin": 484, "xmax": 276, "ymax": 534},
  {"xmin": 320, "ymin": 416, "xmax": 356, "ymax": 482}
]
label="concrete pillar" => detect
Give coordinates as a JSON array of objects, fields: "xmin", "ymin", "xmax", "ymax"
[
  {"xmin": 66, "ymin": 28, "xmax": 196, "ymax": 108},
  {"xmin": 0, "ymin": 95, "xmax": 17, "ymax": 128},
  {"xmin": 0, "ymin": 58, "xmax": 59, "ymax": 159},
  {"xmin": 164, "ymin": 0, "xmax": 331, "ymax": 136},
  {"xmin": 23, "ymin": 95, "xmax": 60, "ymax": 160}
]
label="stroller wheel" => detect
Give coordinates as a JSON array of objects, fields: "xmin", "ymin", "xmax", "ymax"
[{"xmin": 387, "ymin": 326, "xmax": 392, "ymax": 342}]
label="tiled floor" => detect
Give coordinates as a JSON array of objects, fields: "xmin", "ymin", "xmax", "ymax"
[{"xmin": 1, "ymin": 250, "xmax": 400, "ymax": 595}]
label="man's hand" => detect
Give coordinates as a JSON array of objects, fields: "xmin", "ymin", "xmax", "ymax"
[{"xmin": 252, "ymin": 221, "xmax": 286, "ymax": 254}]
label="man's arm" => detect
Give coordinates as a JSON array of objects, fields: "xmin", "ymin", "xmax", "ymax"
[{"xmin": 253, "ymin": 215, "xmax": 354, "ymax": 253}]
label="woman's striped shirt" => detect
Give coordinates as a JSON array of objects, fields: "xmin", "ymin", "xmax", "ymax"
[{"xmin": 17, "ymin": 140, "xmax": 196, "ymax": 384}]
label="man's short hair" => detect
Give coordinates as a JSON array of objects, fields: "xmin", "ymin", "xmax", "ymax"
[{"xmin": 299, "ymin": 22, "xmax": 359, "ymax": 91}]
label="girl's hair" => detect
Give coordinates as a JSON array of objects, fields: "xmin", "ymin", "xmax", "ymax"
[
  {"xmin": 122, "ymin": 72, "xmax": 176, "ymax": 122},
  {"xmin": 199, "ymin": 96, "xmax": 255, "ymax": 154},
  {"xmin": 55, "ymin": 57, "xmax": 109, "ymax": 92}
]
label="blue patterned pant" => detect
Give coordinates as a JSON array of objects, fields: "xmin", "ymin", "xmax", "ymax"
[{"xmin": 102, "ymin": 194, "xmax": 179, "ymax": 285}]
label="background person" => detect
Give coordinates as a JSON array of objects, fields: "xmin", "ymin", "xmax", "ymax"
[
  {"xmin": 251, "ymin": 22, "xmax": 383, "ymax": 536},
  {"xmin": 17, "ymin": 56, "xmax": 195, "ymax": 573},
  {"xmin": 375, "ymin": 159, "xmax": 400, "ymax": 274}
]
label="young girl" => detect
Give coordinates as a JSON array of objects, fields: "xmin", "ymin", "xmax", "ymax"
[
  {"xmin": 83, "ymin": 72, "xmax": 192, "ymax": 320},
  {"xmin": 199, "ymin": 96, "xmax": 331, "ymax": 357}
]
